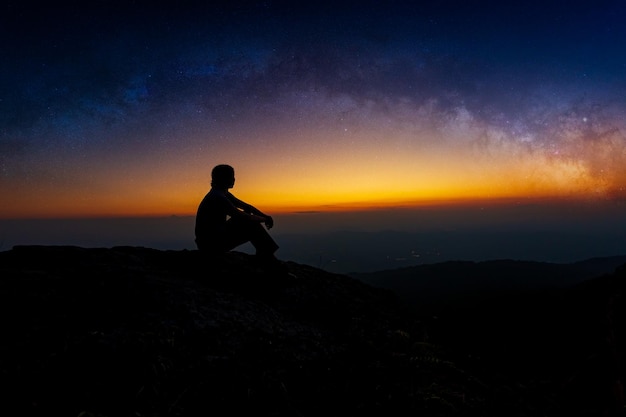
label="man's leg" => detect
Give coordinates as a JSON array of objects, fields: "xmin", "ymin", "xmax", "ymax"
[
  {"xmin": 224, "ymin": 217, "xmax": 289, "ymax": 274},
  {"xmin": 224, "ymin": 217, "xmax": 279, "ymax": 256}
]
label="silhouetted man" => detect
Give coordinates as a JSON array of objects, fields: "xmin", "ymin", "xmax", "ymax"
[{"xmin": 195, "ymin": 164, "xmax": 281, "ymax": 265}]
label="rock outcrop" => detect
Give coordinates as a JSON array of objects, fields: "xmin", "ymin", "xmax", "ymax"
[{"xmin": 0, "ymin": 245, "xmax": 624, "ymax": 416}]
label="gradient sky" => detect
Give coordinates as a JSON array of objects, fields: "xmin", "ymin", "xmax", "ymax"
[{"xmin": 2, "ymin": 1, "xmax": 626, "ymax": 219}]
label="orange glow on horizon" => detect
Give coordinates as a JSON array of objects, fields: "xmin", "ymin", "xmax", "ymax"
[
  {"xmin": 1, "ymin": 125, "xmax": 624, "ymax": 219},
  {"xmin": 0, "ymin": 155, "xmax": 617, "ymax": 219},
  {"xmin": 0, "ymin": 190, "xmax": 613, "ymax": 220}
]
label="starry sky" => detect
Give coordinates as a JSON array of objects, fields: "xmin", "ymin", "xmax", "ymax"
[{"xmin": 2, "ymin": 1, "xmax": 626, "ymax": 219}]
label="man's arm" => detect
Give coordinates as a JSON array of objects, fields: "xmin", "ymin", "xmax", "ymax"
[{"xmin": 227, "ymin": 192, "xmax": 274, "ymax": 228}]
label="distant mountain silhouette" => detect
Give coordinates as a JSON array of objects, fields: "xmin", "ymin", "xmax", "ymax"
[
  {"xmin": 349, "ymin": 256, "xmax": 626, "ymax": 313},
  {"xmin": 425, "ymin": 261, "xmax": 626, "ymax": 417},
  {"xmin": 0, "ymin": 246, "xmax": 624, "ymax": 416},
  {"xmin": 276, "ymin": 229, "xmax": 626, "ymax": 274}
]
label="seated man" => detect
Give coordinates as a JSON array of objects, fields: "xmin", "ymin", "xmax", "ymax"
[{"xmin": 195, "ymin": 164, "xmax": 280, "ymax": 265}]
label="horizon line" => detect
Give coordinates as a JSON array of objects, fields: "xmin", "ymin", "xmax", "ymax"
[{"xmin": 0, "ymin": 195, "xmax": 620, "ymax": 221}]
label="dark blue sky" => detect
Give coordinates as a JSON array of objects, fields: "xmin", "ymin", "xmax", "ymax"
[
  {"xmin": 2, "ymin": 1, "xmax": 626, "ymax": 218},
  {"xmin": 2, "ymin": 1, "xmax": 626, "ymax": 270}
]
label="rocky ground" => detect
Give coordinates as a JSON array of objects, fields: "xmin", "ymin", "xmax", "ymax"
[{"xmin": 0, "ymin": 245, "xmax": 624, "ymax": 416}]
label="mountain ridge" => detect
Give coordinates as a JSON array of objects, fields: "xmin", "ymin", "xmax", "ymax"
[
  {"xmin": 1, "ymin": 245, "xmax": 624, "ymax": 416},
  {"xmin": 349, "ymin": 255, "xmax": 626, "ymax": 313}
]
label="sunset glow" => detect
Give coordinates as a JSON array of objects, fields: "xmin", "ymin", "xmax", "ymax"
[
  {"xmin": 2, "ymin": 115, "xmax": 623, "ymax": 218},
  {"xmin": 2, "ymin": 2, "xmax": 625, "ymax": 219}
]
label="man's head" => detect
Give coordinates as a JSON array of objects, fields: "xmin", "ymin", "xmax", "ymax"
[{"xmin": 211, "ymin": 164, "xmax": 235, "ymax": 189}]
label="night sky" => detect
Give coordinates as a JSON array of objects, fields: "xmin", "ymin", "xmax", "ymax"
[{"xmin": 2, "ymin": 1, "xmax": 626, "ymax": 219}]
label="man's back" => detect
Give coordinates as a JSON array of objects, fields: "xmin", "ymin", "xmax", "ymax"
[{"xmin": 195, "ymin": 188, "xmax": 232, "ymax": 241}]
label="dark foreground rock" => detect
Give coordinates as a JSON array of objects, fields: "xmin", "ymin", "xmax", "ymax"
[{"xmin": 0, "ymin": 245, "xmax": 624, "ymax": 416}]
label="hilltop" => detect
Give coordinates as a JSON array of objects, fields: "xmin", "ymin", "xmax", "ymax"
[
  {"xmin": 350, "ymin": 255, "xmax": 626, "ymax": 313},
  {"xmin": 0, "ymin": 245, "xmax": 624, "ymax": 416}
]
